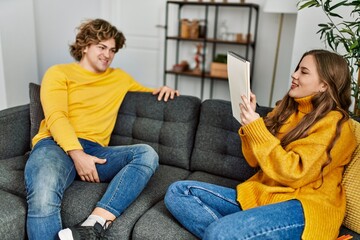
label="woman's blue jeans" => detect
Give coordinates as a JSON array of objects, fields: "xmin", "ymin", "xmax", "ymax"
[
  {"xmin": 24, "ymin": 138, "xmax": 159, "ymax": 240},
  {"xmin": 165, "ymin": 180, "xmax": 305, "ymax": 240}
]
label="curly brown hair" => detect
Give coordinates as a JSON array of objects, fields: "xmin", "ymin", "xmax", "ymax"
[{"xmin": 69, "ymin": 19, "xmax": 126, "ymax": 61}]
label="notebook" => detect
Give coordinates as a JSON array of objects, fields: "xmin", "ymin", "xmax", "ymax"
[{"xmin": 227, "ymin": 51, "xmax": 251, "ymax": 124}]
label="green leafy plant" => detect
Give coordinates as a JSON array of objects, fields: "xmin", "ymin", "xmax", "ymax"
[{"xmin": 298, "ymin": 0, "xmax": 360, "ymax": 114}]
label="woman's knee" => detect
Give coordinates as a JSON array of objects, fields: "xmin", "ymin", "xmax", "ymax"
[
  {"xmin": 165, "ymin": 180, "xmax": 195, "ymax": 204},
  {"xmin": 165, "ymin": 181, "xmax": 184, "ymax": 211}
]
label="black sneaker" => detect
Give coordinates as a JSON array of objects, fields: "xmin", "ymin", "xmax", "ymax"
[{"xmin": 58, "ymin": 220, "xmax": 113, "ymax": 240}]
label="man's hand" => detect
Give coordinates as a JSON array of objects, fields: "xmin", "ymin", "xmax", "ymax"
[
  {"xmin": 152, "ymin": 86, "xmax": 180, "ymax": 102},
  {"xmin": 68, "ymin": 149, "xmax": 107, "ymax": 183}
]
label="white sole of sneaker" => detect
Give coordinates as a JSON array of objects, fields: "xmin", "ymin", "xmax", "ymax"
[{"xmin": 58, "ymin": 228, "xmax": 74, "ymax": 240}]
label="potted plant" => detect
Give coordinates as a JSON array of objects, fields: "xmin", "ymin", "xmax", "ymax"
[{"xmin": 298, "ymin": 0, "xmax": 360, "ymax": 115}]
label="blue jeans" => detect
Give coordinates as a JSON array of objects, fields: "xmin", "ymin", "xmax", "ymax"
[
  {"xmin": 164, "ymin": 180, "xmax": 305, "ymax": 240},
  {"xmin": 24, "ymin": 138, "xmax": 159, "ymax": 240}
]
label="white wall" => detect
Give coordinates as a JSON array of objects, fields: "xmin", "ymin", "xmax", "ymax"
[
  {"xmin": 0, "ymin": 0, "xmax": 38, "ymax": 109},
  {"xmin": 33, "ymin": 0, "xmax": 296, "ymax": 105},
  {"xmin": 291, "ymin": 7, "xmax": 325, "ymax": 79},
  {"xmin": 0, "ymin": 0, "xmax": 334, "ymax": 109},
  {"xmin": 252, "ymin": 9, "xmax": 297, "ymax": 106},
  {"xmin": 0, "ymin": 33, "xmax": 6, "ymax": 110},
  {"xmin": 33, "ymin": 0, "xmax": 109, "ymax": 78},
  {"xmin": 291, "ymin": 4, "xmax": 355, "ymax": 78}
]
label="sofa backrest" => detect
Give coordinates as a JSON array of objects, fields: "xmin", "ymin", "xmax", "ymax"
[
  {"xmin": 29, "ymin": 83, "xmax": 201, "ymax": 170},
  {"xmin": 109, "ymin": 92, "xmax": 201, "ymax": 170},
  {"xmin": 0, "ymin": 104, "xmax": 30, "ymax": 160},
  {"xmin": 190, "ymin": 99, "xmax": 272, "ymax": 182}
]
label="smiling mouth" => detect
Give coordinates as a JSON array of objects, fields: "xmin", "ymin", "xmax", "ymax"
[
  {"xmin": 291, "ymin": 82, "xmax": 299, "ymax": 89},
  {"xmin": 100, "ymin": 58, "xmax": 109, "ymax": 65}
]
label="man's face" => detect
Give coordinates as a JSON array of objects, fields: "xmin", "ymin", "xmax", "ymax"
[{"xmin": 80, "ymin": 38, "xmax": 116, "ymax": 73}]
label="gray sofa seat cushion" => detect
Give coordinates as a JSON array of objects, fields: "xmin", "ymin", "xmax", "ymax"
[
  {"xmin": 186, "ymin": 170, "xmax": 239, "ymax": 189},
  {"xmin": 0, "ymin": 155, "xmax": 28, "ymax": 197},
  {"xmin": 133, "ymin": 172, "xmax": 239, "ymax": 240},
  {"xmin": 0, "ymin": 190, "xmax": 26, "ymax": 240},
  {"xmin": 62, "ymin": 165, "xmax": 190, "ymax": 240},
  {"xmin": 0, "ymin": 104, "xmax": 30, "ymax": 160},
  {"xmin": 110, "ymin": 92, "xmax": 201, "ymax": 170},
  {"xmin": 133, "ymin": 200, "xmax": 197, "ymax": 240}
]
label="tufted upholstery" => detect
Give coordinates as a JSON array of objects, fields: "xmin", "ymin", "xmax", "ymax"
[
  {"xmin": 190, "ymin": 99, "xmax": 271, "ymax": 181},
  {"xmin": 110, "ymin": 91, "xmax": 201, "ymax": 169}
]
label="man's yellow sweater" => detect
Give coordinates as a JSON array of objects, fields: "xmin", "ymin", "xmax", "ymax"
[
  {"xmin": 32, "ymin": 63, "xmax": 153, "ymax": 152},
  {"xmin": 237, "ymin": 96, "xmax": 356, "ymax": 240}
]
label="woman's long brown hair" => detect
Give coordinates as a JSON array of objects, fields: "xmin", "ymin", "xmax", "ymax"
[{"xmin": 264, "ymin": 49, "xmax": 352, "ymax": 177}]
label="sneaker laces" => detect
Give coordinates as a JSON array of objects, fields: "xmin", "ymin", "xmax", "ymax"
[
  {"xmin": 69, "ymin": 220, "xmax": 113, "ymax": 240},
  {"xmin": 98, "ymin": 220, "xmax": 113, "ymax": 239}
]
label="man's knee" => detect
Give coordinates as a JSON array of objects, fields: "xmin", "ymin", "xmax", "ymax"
[
  {"xmin": 26, "ymin": 185, "xmax": 62, "ymax": 216},
  {"xmin": 137, "ymin": 144, "xmax": 159, "ymax": 172}
]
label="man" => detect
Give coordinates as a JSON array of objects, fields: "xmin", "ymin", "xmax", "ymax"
[{"xmin": 24, "ymin": 18, "xmax": 179, "ymax": 240}]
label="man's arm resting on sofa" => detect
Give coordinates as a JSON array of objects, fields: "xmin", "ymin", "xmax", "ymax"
[{"xmin": 0, "ymin": 104, "xmax": 31, "ymax": 160}]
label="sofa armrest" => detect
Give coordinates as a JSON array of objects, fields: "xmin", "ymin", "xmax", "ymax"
[{"xmin": 0, "ymin": 104, "xmax": 31, "ymax": 160}]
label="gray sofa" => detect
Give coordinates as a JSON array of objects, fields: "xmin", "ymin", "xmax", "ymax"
[{"xmin": 0, "ymin": 83, "xmax": 359, "ymax": 240}]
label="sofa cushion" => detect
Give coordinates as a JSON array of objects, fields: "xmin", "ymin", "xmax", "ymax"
[
  {"xmin": 0, "ymin": 190, "xmax": 26, "ymax": 240},
  {"xmin": 342, "ymin": 119, "xmax": 360, "ymax": 234},
  {"xmin": 0, "ymin": 155, "xmax": 28, "ymax": 197},
  {"xmin": 62, "ymin": 165, "xmax": 190, "ymax": 240},
  {"xmin": 29, "ymin": 83, "xmax": 44, "ymax": 145},
  {"xmin": 190, "ymin": 100, "xmax": 272, "ymax": 181},
  {"xmin": 133, "ymin": 200, "xmax": 197, "ymax": 240},
  {"xmin": 110, "ymin": 92, "xmax": 201, "ymax": 170},
  {"xmin": 133, "ymin": 172, "xmax": 239, "ymax": 240},
  {"xmin": 0, "ymin": 104, "xmax": 31, "ymax": 159}
]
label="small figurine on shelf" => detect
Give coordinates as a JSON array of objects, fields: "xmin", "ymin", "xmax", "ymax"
[
  {"xmin": 193, "ymin": 43, "xmax": 204, "ymax": 74},
  {"xmin": 172, "ymin": 60, "xmax": 190, "ymax": 72}
]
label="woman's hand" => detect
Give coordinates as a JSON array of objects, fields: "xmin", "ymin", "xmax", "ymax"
[
  {"xmin": 240, "ymin": 92, "xmax": 260, "ymax": 125},
  {"xmin": 68, "ymin": 149, "xmax": 107, "ymax": 183},
  {"xmin": 152, "ymin": 86, "xmax": 180, "ymax": 102}
]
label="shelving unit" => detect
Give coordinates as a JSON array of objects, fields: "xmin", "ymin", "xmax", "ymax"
[{"xmin": 163, "ymin": 0, "xmax": 259, "ymax": 99}]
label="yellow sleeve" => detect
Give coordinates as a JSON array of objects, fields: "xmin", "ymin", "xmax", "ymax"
[
  {"xmin": 40, "ymin": 66, "xmax": 82, "ymax": 152},
  {"xmin": 239, "ymin": 118, "xmax": 280, "ymax": 168},
  {"xmin": 239, "ymin": 113, "xmax": 356, "ymax": 188}
]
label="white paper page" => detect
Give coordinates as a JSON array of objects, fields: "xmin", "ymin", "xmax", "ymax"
[{"xmin": 227, "ymin": 51, "xmax": 250, "ymax": 124}]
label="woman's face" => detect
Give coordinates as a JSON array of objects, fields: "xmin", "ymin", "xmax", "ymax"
[{"xmin": 288, "ymin": 55, "xmax": 327, "ymax": 99}]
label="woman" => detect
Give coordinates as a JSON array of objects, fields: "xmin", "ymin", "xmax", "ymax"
[{"xmin": 164, "ymin": 49, "xmax": 356, "ymax": 240}]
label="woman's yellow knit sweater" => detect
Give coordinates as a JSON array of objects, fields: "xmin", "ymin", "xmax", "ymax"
[{"xmin": 237, "ymin": 96, "xmax": 356, "ymax": 240}]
